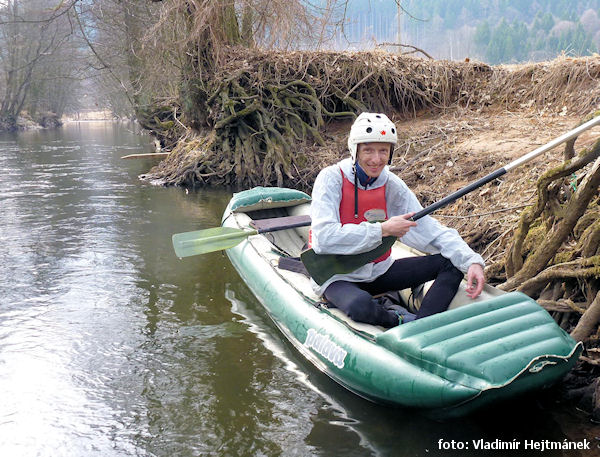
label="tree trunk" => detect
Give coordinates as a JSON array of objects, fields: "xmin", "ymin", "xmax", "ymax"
[{"xmin": 241, "ymin": 4, "xmax": 254, "ymax": 46}]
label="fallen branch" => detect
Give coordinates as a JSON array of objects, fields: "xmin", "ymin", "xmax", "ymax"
[
  {"xmin": 344, "ymin": 70, "xmax": 375, "ymax": 99},
  {"xmin": 377, "ymin": 42, "xmax": 434, "ymax": 60},
  {"xmin": 579, "ymin": 355, "xmax": 600, "ymax": 366},
  {"xmin": 538, "ymin": 299, "xmax": 586, "ymax": 314},
  {"xmin": 121, "ymin": 152, "xmax": 170, "ymax": 159},
  {"xmin": 436, "ymin": 204, "xmax": 530, "ymax": 219},
  {"xmin": 571, "ymin": 291, "xmax": 600, "ymax": 342}
]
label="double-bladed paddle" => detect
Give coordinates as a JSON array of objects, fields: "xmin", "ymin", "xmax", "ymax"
[
  {"xmin": 301, "ymin": 115, "xmax": 600, "ymax": 285},
  {"xmin": 172, "ymin": 214, "xmax": 311, "ymax": 258}
]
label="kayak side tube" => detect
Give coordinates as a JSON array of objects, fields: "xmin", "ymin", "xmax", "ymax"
[{"xmin": 375, "ymin": 292, "xmax": 583, "ymax": 416}]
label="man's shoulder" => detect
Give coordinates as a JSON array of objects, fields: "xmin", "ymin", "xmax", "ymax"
[
  {"xmin": 316, "ymin": 161, "xmax": 345, "ymax": 181},
  {"xmin": 384, "ymin": 169, "xmax": 408, "ymax": 189},
  {"xmin": 312, "ymin": 162, "xmax": 344, "ymax": 200}
]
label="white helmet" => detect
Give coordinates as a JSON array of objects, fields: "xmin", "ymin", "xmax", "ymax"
[{"xmin": 348, "ymin": 112, "xmax": 397, "ymax": 163}]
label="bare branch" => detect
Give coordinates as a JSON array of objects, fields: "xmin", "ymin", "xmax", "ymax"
[
  {"xmin": 0, "ymin": 0, "xmax": 80, "ymax": 25},
  {"xmin": 377, "ymin": 42, "xmax": 434, "ymax": 60}
]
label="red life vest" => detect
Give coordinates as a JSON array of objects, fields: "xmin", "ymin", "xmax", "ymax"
[
  {"xmin": 339, "ymin": 169, "xmax": 391, "ymax": 263},
  {"xmin": 308, "ymin": 168, "xmax": 391, "ymax": 264}
]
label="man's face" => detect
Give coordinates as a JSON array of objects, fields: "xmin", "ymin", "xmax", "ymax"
[{"xmin": 357, "ymin": 142, "xmax": 391, "ymax": 178}]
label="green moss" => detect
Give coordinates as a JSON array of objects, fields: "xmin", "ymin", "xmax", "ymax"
[
  {"xmin": 581, "ymin": 255, "xmax": 600, "ymax": 267},
  {"xmin": 157, "ymin": 120, "xmax": 174, "ymax": 130},
  {"xmin": 522, "ymin": 220, "xmax": 546, "ymax": 253},
  {"xmin": 553, "ymin": 251, "xmax": 575, "ymax": 264}
]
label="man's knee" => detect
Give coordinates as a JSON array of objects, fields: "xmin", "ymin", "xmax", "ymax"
[
  {"xmin": 438, "ymin": 256, "xmax": 464, "ymax": 280},
  {"xmin": 325, "ymin": 282, "xmax": 372, "ymax": 321},
  {"xmin": 344, "ymin": 295, "xmax": 373, "ymax": 322}
]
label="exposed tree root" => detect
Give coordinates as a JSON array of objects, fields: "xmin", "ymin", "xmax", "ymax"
[
  {"xmin": 571, "ymin": 292, "xmax": 600, "ymax": 343},
  {"xmin": 491, "ymin": 114, "xmax": 600, "ymax": 352},
  {"xmin": 502, "ymin": 154, "xmax": 600, "ymax": 290},
  {"xmin": 142, "ymin": 49, "xmax": 496, "ymax": 187}
]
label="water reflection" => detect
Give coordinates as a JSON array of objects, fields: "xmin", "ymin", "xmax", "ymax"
[{"xmin": 227, "ymin": 285, "xmax": 374, "ymax": 456}]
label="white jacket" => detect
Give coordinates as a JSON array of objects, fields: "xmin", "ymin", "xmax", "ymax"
[{"xmin": 310, "ymin": 158, "xmax": 485, "ymax": 295}]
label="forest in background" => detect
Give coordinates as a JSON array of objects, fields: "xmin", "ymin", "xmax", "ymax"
[
  {"xmin": 4, "ymin": 0, "xmax": 600, "ymax": 131},
  {"xmin": 0, "ymin": 0, "xmax": 160, "ymax": 130},
  {"xmin": 344, "ymin": 0, "xmax": 600, "ymax": 63}
]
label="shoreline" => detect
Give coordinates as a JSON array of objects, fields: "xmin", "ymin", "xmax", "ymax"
[{"xmin": 0, "ymin": 110, "xmax": 128, "ymax": 133}]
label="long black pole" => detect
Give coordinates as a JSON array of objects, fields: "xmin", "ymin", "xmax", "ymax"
[{"xmin": 410, "ymin": 114, "xmax": 600, "ymax": 221}]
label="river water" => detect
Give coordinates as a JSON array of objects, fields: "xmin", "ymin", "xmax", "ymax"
[{"xmin": 0, "ymin": 121, "xmax": 597, "ymax": 457}]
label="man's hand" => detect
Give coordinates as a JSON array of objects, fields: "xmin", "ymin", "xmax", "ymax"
[
  {"xmin": 466, "ymin": 263, "xmax": 485, "ymax": 299},
  {"xmin": 381, "ymin": 213, "xmax": 417, "ymax": 238}
]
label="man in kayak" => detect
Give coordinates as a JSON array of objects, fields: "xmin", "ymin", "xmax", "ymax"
[{"xmin": 309, "ymin": 112, "xmax": 485, "ymax": 328}]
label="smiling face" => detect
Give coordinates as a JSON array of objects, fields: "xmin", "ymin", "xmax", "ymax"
[{"xmin": 356, "ymin": 142, "xmax": 392, "ymax": 178}]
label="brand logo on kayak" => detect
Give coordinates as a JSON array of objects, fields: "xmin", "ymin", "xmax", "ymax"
[
  {"xmin": 529, "ymin": 360, "xmax": 557, "ymax": 373},
  {"xmin": 304, "ymin": 328, "xmax": 347, "ymax": 369}
]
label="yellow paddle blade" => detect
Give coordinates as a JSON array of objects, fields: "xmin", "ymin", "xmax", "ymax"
[{"xmin": 172, "ymin": 227, "xmax": 257, "ymax": 258}]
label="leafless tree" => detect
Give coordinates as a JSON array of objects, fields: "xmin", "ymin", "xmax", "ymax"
[
  {"xmin": 0, "ymin": 0, "xmax": 81, "ymax": 127},
  {"xmin": 72, "ymin": 0, "xmax": 161, "ymax": 116}
]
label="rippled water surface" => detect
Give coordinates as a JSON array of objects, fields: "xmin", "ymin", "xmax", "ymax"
[{"xmin": 0, "ymin": 122, "xmax": 596, "ymax": 457}]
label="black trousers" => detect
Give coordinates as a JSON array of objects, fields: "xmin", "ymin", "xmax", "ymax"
[{"xmin": 323, "ymin": 254, "xmax": 464, "ymax": 327}]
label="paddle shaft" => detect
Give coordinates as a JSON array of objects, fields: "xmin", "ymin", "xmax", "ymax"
[
  {"xmin": 250, "ymin": 214, "xmax": 312, "ymax": 233},
  {"xmin": 172, "ymin": 214, "xmax": 312, "ymax": 258},
  {"xmin": 195, "ymin": 215, "xmax": 310, "ymax": 243},
  {"xmin": 410, "ymin": 114, "xmax": 600, "ymax": 221}
]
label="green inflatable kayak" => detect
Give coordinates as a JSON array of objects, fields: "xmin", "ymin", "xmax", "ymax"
[{"xmin": 222, "ymin": 187, "xmax": 582, "ymax": 418}]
